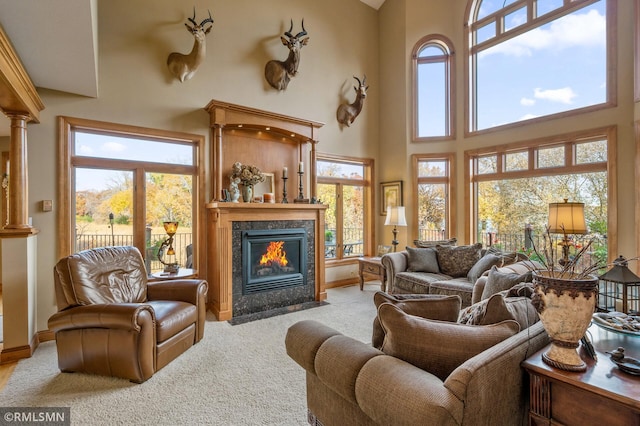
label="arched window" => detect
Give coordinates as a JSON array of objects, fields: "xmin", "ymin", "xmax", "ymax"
[
  {"xmin": 467, "ymin": 0, "xmax": 613, "ymax": 132},
  {"xmin": 412, "ymin": 35, "xmax": 455, "ymax": 140}
]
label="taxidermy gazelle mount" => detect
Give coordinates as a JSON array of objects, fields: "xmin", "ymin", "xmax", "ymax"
[
  {"xmin": 264, "ymin": 20, "xmax": 309, "ymax": 91},
  {"xmin": 167, "ymin": 9, "xmax": 214, "ymax": 82},
  {"xmin": 337, "ymin": 75, "xmax": 368, "ymax": 127}
]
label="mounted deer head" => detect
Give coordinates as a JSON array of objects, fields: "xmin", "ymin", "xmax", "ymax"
[
  {"xmin": 167, "ymin": 9, "xmax": 214, "ymax": 83},
  {"xmin": 264, "ymin": 20, "xmax": 309, "ymax": 91},
  {"xmin": 337, "ymin": 75, "xmax": 369, "ymax": 127}
]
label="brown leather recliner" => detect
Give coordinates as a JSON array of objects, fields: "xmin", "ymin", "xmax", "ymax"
[{"xmin": 48, "ymin": 246, "xmax": 208, "ymax": 383}]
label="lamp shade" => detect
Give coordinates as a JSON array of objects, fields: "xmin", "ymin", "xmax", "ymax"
[
  {"xmin": 385, "ymin": 206, "xmax": 407, "ymax": 227},
  {"xmin": 548, "ymin": 200, "xmax": 586, "ymax": 234}
]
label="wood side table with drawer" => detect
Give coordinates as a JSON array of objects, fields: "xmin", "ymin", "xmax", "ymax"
[
  {"xmin": 522, "ymin": 323, "xmax": 640, "ymax": 426},
  {"xmin": 358, "ymin": 257, "xmax": 386, "ymax": 291}
]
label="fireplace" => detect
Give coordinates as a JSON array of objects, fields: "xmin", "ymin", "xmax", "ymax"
[
  {"xmin": 242, "ymin": 228, "xmax": 307, "ymax": 294},
  {"xmin": 231, "ymin": 219, "xmax": 316, "ymax": 318}
]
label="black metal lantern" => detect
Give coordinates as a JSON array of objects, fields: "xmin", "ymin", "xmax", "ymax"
[{"xmin": 597, "ymin": 255, "xmax": 640, "ymax": 315}]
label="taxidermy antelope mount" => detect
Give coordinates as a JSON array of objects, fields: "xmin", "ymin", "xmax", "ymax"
[
  {"xmin": 337, "ymin": 75, "xmax": 369, "ymax": 127},
  {"xmin": 264, "ymin": 20, "xmax": 309, "ymax": 91},
  {"xmin": 167, "ymin": 9, "xmax": 214, "ymax": 82}
]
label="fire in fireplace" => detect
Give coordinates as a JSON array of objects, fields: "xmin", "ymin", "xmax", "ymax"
[{"xmin": 242, "ymin": 228, "xmax": 307, "ymax": 294}]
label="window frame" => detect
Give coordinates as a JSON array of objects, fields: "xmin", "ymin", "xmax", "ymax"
[
  {"xmin": 464, "ymin": 125, "xmax": 617, "ymax": 262},
  {"xmin": 412, "ymin": 153, "xmax": 456, "ymax": 241},
  {"xmin": 57, "ymin": 116, "xmax": 206, "ymax": 270},
  {"xmin": 465, "ymin": 0, "xmax": 617, "ymax": 136},
  {"xmin": 412, "ymin": 34, "xmax": 456, "ymax": 142},
  {"xmin": 316, "ymin": 153, "xmax": 374, "ymax": 264}
]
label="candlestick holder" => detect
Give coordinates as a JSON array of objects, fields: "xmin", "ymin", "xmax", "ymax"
[
  {"xmin": 297, "ymin": 171, "xmax": 304, "ymax": 200},
  {"xmin": 281, "ymin": 176, "xmax": 289, "ymax": 203}
]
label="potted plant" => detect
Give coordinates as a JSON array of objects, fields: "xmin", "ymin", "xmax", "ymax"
[
  {"xmin": 529, "ymin": 227, "xmax": 603, "ymax": 372},
  {"xmin": 325, "ymin": 230, "xmax": 334, "ymax": 242}
]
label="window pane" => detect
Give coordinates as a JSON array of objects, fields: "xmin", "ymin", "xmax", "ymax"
[
  {"xmin": 476, "ymin": 21, "xmax": 496, "ymax": 44},
  {"xmin": 417, "ymin": 183, "xmax": 446, "ymax": 240},
  {"xmin": 417, "ymin": 61, "xmax": 446, "ymax": 137},
  {"xmin": 475, "ymin": 1, "xmax": 606, "ymax": 131},
  {"xmin": 537, "ymin": 146, "xmax": 564, "ymax": 168},
  {"xmin": 342, "ymin": 185, "xmax": 364, "ymax": 257},
  {"xmin": 418, "ymin": 160, "xmax": 447, "ymax": 177},
  {"xmin": 477, "ymin": 0, "xmax": 519, "ymax": 20},
  {"xmin": 75, "ymin": 168, "xmax": 133, "ymax": 252},
  {"xmin": 537, "ymin": 0, "xmax": 564, "ymax": 17},
  {"xmin": 576, "ymin": 140, "xmax": 607, "ymax": 164},
  {"xmin": 477, "ymin": 155, "xmax": 497, "ymax": 174},
  {"xmin": 317, "ymin": 161, "xmax": 364, "ymax": 179},
  {"xmin": 505, "ymin": 151, "xmax": 528, "ymax": 172},
  {"xmin": 504, "ymin": 6, "xmax": 527, "ymax": 32},
  {"xmin": 318, "ymin": 183, "xmax": 337, "ymax": 259},
  {"xmin": 75, "ymin": 131, "xmax": 193, "ymax": 166},
  {"xmin": 146, "ymin": 172, "xmax": 193, "ymax": 273},
  {"xmin": 419, "ymin": 45, "xmax": 444, "ymax": 58}
]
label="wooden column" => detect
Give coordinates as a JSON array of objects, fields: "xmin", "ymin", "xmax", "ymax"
[{"xmin": 5, "ymin": 112, "xmax": 32, "ymax": 230}]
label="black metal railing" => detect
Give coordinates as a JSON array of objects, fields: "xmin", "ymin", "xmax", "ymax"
[{"xmin": 324, "ymin": 227, "xmax": 364, "ymax": 258}]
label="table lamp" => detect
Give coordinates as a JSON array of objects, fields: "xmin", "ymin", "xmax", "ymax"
[
  {"xmin": 385, "ymin": 206, "xmax": 407, "ymax": 252},
  {"xmin": 548, "ymin": 199, "xmax": 586, "ymax": 265},
  {"xmin": 158, "ymin": 221, "xmax": 180, "ymax": 273}
]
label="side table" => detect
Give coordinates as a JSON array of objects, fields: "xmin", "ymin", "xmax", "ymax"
[
  {"xmin": 522, "ymin": 323, "xmax": 640, "ymax": 426},
  {"xmin": 358, "ymin": 257, "xmax": 386, "ymax": 291},
  {"xmin": 150, "ymin": 268, "xmax": 198, "ymax": 281}
]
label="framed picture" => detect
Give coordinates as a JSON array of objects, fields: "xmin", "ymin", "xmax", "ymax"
[
  {"xmin": 380, "ymin": 180, "xmax": 403, "ymax": 216},
  {"xmin": 254, "ymin": 173, "xmax": 275, "ymax": 198}
]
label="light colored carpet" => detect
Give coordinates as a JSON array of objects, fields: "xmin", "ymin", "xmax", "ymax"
[{"xmin": 0, "ymin": 283, "xmax": 380, "ymax": 425}]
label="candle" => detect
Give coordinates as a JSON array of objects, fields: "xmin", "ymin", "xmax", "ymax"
[
  {"xmin": 299, "ymin": 162, "xmax": 304, "ymax": 173},
  {"xmin": 283, "ymin": 167, "xmax": 288, "ymax": 178}
]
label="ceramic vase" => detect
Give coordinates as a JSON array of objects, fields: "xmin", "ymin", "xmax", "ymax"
[
  {"xmin": 242, "ymin": 185, "xmax": 253, "ymax": 203},
  {"xmin": 531, "ymin": 270, "xmax": 598, "ymax": 372}
]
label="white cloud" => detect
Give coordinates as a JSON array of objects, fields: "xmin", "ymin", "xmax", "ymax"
[
  {"xmin": 479, "ymin": 9, "xmax": 606, "ymax": 58},
  {"xmin": 534, "ymin": 87, "xmax": 577, "ymax": 104},
  {"xmin": 102, "ymin": 141, "xmax": 126, "ymax": 152},
  {"xmin": 78, "ymin": 144, "xmax": 93, "ymax": 154},
  {"xmin": 520, "ymin": 97, "xmax": 536, "ymax": 106}
]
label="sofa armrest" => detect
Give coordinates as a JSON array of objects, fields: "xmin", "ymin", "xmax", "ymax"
[
  {"xmin": 48, "ymin": 303, "xmax": 155, "ymax": 333},
  {"xmin": 381, "ymin": 251, "xmax": 409, "ymax": 293},
  {"xmin": 471, "ymin": 276, "xmax": 488, "ymax": 305},
  {"xmin": 286, "ymin": 320, "xmax": 464, "ymax": 426},
  {"xmin": 147, "ymin": 279, "xmax": 208, "ymax": 342}
]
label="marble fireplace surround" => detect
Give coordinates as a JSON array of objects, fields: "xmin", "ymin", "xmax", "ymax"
[{"xmin": 206, "ymin": 203, "xmax": 327, "ymax": 320}]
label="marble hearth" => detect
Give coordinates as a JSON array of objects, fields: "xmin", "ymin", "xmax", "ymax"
[{"xmin": 206, "ymin": 203, "xmax": 326, "ymax": 320}]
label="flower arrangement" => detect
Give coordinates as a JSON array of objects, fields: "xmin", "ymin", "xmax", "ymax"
[{"xmin": 230, "ymin": 162, "xmax": 265, "ymax": 187}]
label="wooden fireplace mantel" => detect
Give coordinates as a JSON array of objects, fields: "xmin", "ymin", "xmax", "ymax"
[{"xmin": 206, "ymin": 202, "xmax": 327, "ymax": 320}]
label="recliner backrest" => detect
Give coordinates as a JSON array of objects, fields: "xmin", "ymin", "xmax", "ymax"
[{"xmin": 54, "ymin": 246, "xmax": 148, "ymax": 310}]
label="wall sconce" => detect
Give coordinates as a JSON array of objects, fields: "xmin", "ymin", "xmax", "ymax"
[
  {"xmin": 385, "ymin": 206, "xmax": 407, "ymax": 252},
  {"xmin": 548, "ymin": 199, "xmax": 586, "ymax": 265},
  {"xmin": 598, "ymin": 255, "xmax": 640, "ymax": 315},
  {"xmin": 158, "ymin": 221, "xmax": 180, "ymax": 274}
]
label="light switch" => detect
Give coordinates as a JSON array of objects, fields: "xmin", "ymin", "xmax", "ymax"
[{"xmin": 42, "ymin": 200, "xmax": 52, "ymax": 212}]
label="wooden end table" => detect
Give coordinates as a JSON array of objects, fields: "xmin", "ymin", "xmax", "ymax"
[
  {"xmin": 522, "ymin": 322, "xmax": 640, "ymax": 426},
  {"xmin": 150, "ymin": 268, "xmax": 198, "ymax": 281},
  {"xmin": 358, "ymin": 257, "xmax": 386, "ymax": 292}
]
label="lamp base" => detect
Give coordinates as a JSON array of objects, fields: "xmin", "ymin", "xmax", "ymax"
[{"xmin": 163, "ymin": 263, "xmax": 180, "ymax": 274}]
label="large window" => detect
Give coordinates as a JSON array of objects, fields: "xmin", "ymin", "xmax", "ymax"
[
  {"xmin": 468, "ymin": 0, "xmax": 613, "ymax": 132},
  {"xmin": 59, "ymin": 117, "xmax": 205, "ymax": 273},
  {"xmin": 413, "ymin": 154, "xmax": 455, "ymax": 241},
  {"xmin": 316, "ymin": 155, "xmax": 373, "ymax": 261},
  {"xmin": 467, "ymin": 127, "xmax": 615, "ymax": 263},
  {"xmin": 412, "ymin": 35, "xmax": 455, "ymax": 140}
]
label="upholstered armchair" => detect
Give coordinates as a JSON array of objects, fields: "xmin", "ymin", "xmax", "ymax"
[{"xmin": 48, "ymin": 246, "xmax": 208, "ymax": 383}]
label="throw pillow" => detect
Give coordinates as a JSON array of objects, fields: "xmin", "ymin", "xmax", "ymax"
[
  {"xmin": 458, "ymin": 291, "xmax": 539, "ymax": 330},
  {"xmin": 480, "ymin": 265, "xmax": 533, "ymax": 301},
  {"xmin": 405, "ymin": 246, "xmax": 439, "ymax": 273},
  {"xmin": 378, "ymin": 303, "xmax": 519, "ymax": 381},
  {"xmin": 466, "ymin": 253, "xmax": 503, "ymax": 285},
  {"xmin": 371, "ymin": 292, "xmax": 462, "ymax": 349},
  {"xmin": 414, "ymin": 238, "xmax": 457, "ymax": 248},
  {"xmin": 435, "ymin": 243, "xmax": 483, "ymax": 278}
]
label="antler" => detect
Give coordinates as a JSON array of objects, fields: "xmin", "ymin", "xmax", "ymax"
[
  {"xmin": 296, "ymin": 19, "xmax": 307, "ymax": 38},
  {"xmin": 353, "ymin": 76, "xmax": 362, "ymax": 86},
  {"xmin": 284, "ymin": 19, "xmax": 294, "ymax": 38},
  {"xmin": 200, "ymin": 10, "xmax": 214, "ymax": 26},
  {"xmin": 188, "ymin": 7, "xmax": 197, "ymax": 26}
]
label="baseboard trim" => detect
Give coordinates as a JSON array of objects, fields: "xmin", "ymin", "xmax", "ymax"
[
  {"xmin": 325, "ymin": 277, "xmax": 359, "ymax": 289},
  {"xmin": 0, "ymin": 330, "xmax": 49, "ymax": 364}
]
